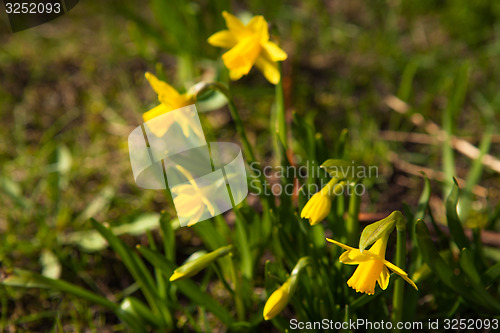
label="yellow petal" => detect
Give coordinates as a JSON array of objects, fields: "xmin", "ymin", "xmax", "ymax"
[
  {"xmin": 263, "ymin": 41, "xmax": 288, "ymax": 61},
  {"xmin": 255, "ymin": 54, "xmax": 280, "ymax": 84},
  {"xmin": 383, "ymin": 260, "xmax": 418, "ymax": 291},
  {"xmin": 169, "ymin": 271, "xmax": 184, "ymax": 282},
  {"xmin": 300, "ymin": 197, "xmax": 313, "ymax": 218},
  {"xmin": 339, "ymin": 249, "xmax": 373, "ymax": 265},
  {"xmin": 158, "ymin": 93, "xmax": 193, "ymax": 111},
  {"xmin": 145, "ymin": 72, "xmax": 180, "ymax": 99},
  {"xmin": 377, "ymin": 266, "xmax": 390, "ymax": 290},
  {"xmin": 201, "ymin": 195, "xmax": 216, "ymax": 216},
  {"xmin": 143, "ymin": 104, "xmax": 171, "ymax": 122},
  {"xmin": 326, "ymin": 238, "xmax": 358, "ymax": 252},
  {"xmin": 228, "ymin": 68, "xmax": 247, "ymax": 81},
  {"xmin": 222, "ymin": 36, "xmax": 261, "ymax": 78},
  {"xmin": 207, "ymin": 30, "xmax": 238, "ymax": 49},
  {"xmin": 247, "ymin": 15, "xmax": 269, "ymax": 42},
  {"xmin": 311, "ymin": 196, "xmax": 331, "ymax": 225},
  {"xmin": 186, "ymin": 207, "xmax": 204, "ymax": 227},
  {"xmin": 263, "ymin": 281, "xmax": 291, "ymax": 320},
  {"xmin": 222, "ymin": 11, "xmax": 247, "ymax": 36}
]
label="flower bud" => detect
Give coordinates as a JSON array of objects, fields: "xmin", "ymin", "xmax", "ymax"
[
  {"xmin": 359, "ymin": 211, "xmax": 404, "ymax": 253},
  {"xmin": 263, "ymin": 257, "xmax": 311, "ymax": 320},
  {"xmin": 170, "ymin": 245, "xmax": 233, "ymax": 282}
]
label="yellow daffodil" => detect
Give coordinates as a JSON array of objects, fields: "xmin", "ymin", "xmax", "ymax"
[
  {"xmin": 300, "ymin": 179, "xmax": 342, "ymax": 225},
  {"xmin": 327, "ymin": 235, "xmax": 418, "ymax": 295},
  {"xmin": 263, "ymin": 280, "xmax": 292, "ymax": 320},
  {"xmin": 263, "ymin": 257, "xmax": 311, "ymax": 320},
  {"xmin": 170, "ymin": 165, "xmax": 217, "ymax": 227},
  {"xmin": 143, "ymin": 72, "xmax": 200, "ymax": 137},
  {"xmin": 171, "ymin": 182, "xmax": 216, "ymax": 227},
  {"xmin": 208, "ymin": 11, "xmax": 287, "ymax": 84}
]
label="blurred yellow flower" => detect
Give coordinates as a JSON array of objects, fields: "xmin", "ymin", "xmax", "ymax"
[
  {"xmin": 300, "ymin": 191, "xmax": 331, "ymax": 225},
  {"xmin": 171, "ymin": 182, "xmax": 215, "ymax": 227},
  {"xmin": 327, "ymin": 236, "xmax": 418, "ymax": 295},
  {"xmin": 170, "ymin": 166, "xmax": 216, "ymax": 227},
  {"xmin": 208, "ymin": 11, "xmax": 287, "ymax": 84},
  {"xmin": 263, "ymin": 257, "xmax": 311, "ymax": 320},
  {"xmin": 263, "ymin": 280, "xmax": 291, "ymax": 320},
  {"xmin": 143, "ymin": 72, "xmax": 194, "ymax": 120},
  {"xmin": 143, "ymin": 72, "xmax": 198, "ymax": 137},
  {"xmin": 300, "ymin": 179, "xmax": 341, "ymax": 225}
]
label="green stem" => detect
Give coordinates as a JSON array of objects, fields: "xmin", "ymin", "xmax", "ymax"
[
  {"xmin": 392, "ymin": 226, "xmax": 407, "ymax": 329},
  {"xmin": 345, "ymin": 184, "xmax": 361, "ymax": 246},
  {"xmin": 229, "ymin": 254, "xmax": 245, "ymax": 321},
  {"xmin": 198, "ymin": 82, "xmax": 273, "ymax": 204},
  {"xmin": 275, "ymin": 62, "xmax": 287, "ymax": 151}
]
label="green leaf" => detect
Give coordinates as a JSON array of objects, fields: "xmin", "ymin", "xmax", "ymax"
[
  {"xmin": 170, "ymin": 245, "xmax": 233, "ymax": 281},
  {"xmin": 234, "ymin": 213, "xmax": 253, "ymax": 279},
  {"xmin": 191, "ymin": 220, "xmax": 227, "ymax": 251},
  {"xmin": 334, "ymin": 129, "xmax": 348, "ymax": 158},
  {"xmin": 415, "ymin": 176, "xmax": 431, "ymax": 222},
  {"xmin": 61, "ymin": 213, "xmax": 161, "ymax": 252},
  {"xmin": 40, "ymin": 250, "xmax": 61, "ymax": 279},
  {"xmin": 90, "ymin": 219, "xmax": 166, "ymax": 325},
  {"xmin": 0, "ymin": 175, "xmax": 30, "ymax": 209},
  {"xmin": 121, "ymin": 296, "xmax": 162, "ymax": 328},
  {"xmin": 482, "ymin": 262, "xmax": 500, "ymax": 286},
  {"xmin": 415, "ymin": 220, "xmax": 487, "ymax": 308},
  {"xmin": 461, "ymin": 125, "xmax": 493, "ymax": 220},
  {"xmin": 459, "ymin": 248, "xmax": 500, "ymax": 312},
  {"xmin": 264, "ymin": 260, "xmax": 287, "ymax": 293},
  {"xmin": 159, "ymin": 212, "xmax": 175, "ymax": 262},
  {"xmin": 416, "ymin": 220, "xmax": 469, "ymax": 294},
  {"xmin": 397, "ymin": 59, "xmax": 419, "ymax": 101},
  {"xmin": 442, "ymin": 63, "xmax": 469, "ymax": 195},
  {"xmin": 1, "ymin": 269, "xmax": 145, "ymax": 332},
  {"xmin": 359, "ymin": 211, "xmax": 403, "ymax": 252},
  {"xmin": 76, "ymin": 186, "xmax": 115, "ymax": 223},
  {"xmin": 46, "ymin": 145, "xmax": 72, "ymax": 174},
  {"xmin": 446, "ymin": 179, "xmax": 470, "ymax": 249},
  {"xmin": 459, "ymin": 248, "xmax": 482, "ymax": 285},
  {"xmin": 320, "ymin": 159, "xmax": 361, "ymax": 181},
  {"xmin": 137, "ymin": 245, "xmax": 234, "ymax": 326},
  {"xmin": 196, "ymin": 89, "xmax": 228, "ymax": 112}
]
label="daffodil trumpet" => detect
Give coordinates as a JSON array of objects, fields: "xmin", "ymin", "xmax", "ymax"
[
  {"xmin": 263, "ymin": 257, "xmax": 311, "ymax": 320},
  {"xmin": 327, "ymin": 236, "xmax": 418, "ymax": 295},
  {"xmin": 300, "ymin": 178, "xmax": 344, "ymax": 225}
]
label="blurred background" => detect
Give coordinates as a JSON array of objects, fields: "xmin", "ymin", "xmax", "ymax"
[{"xmin": 1, "ymin": 0, "xmax": 499, "ymax": 331}]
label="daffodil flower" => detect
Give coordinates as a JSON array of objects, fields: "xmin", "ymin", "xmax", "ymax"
[
  {"xmin": 143, "ymin": 72, "xmax": 200, "ymax": 138},
  {"xmin": 300, "ymin": 179, "xmax": 342, "ymax": 225},
  {"xmin": 263, "ymin": 257, "xmax": 311, "ymax": 320},
  {"xmin": 263, "ymin": 279, "xmax": 292, "ymax": 320},
  {"xmin": 208, "ymin": 11, "xmax": 287, "ymax": 84},
  {"xmin": 327, "ymin": 235, "xmax": 418, "ymax": 295},
  {"xmin": 170, "ymin": 165, "xmax": 218, "ymax": 227}
]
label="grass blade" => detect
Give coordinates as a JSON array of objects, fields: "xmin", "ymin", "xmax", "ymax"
[
  {"xmin": 446, "ymin": 179, "xmax": 470, "ymax": 249},
  {"xmin": 137, "ymin": 245, "xmax": 235, "ymax": 326}
]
